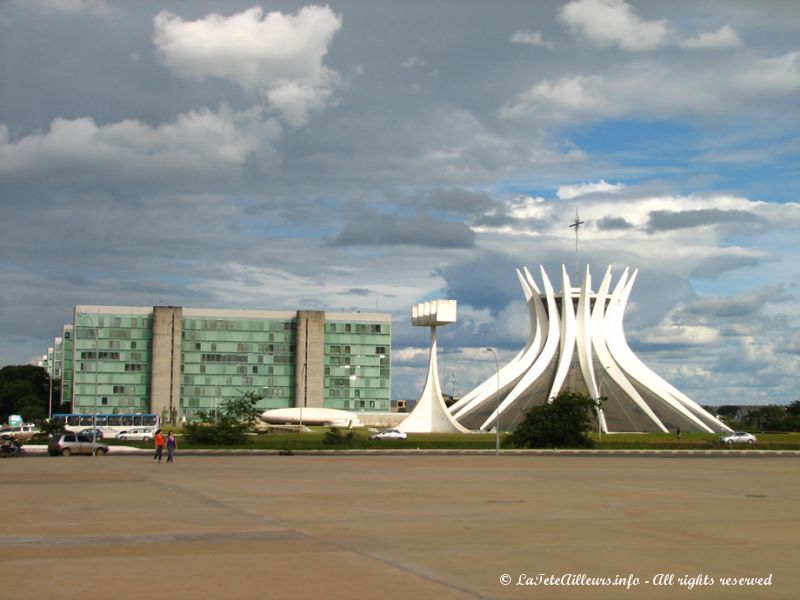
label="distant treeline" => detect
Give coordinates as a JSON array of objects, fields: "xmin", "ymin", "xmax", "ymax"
[{"xmin": 705, "ymin": 402, "xmax": 800, "ymax": 432}]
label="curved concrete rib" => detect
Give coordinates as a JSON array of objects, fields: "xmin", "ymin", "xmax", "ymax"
[
  {"xmin": 547, "ymin": 266, "xmax": 576, "ymax": 401},
  {"xmin": 523, "ymin": 266, "xmax": 547, "ymax": 360},
  {"xmin": 452, "ymin": 262, "xmax": 726, "ymax": 434},
  {"xmin": 576, "ymin": 265, "xmax": 596, "ymax": 399},
  {"xmin": 588, "ymin": 266, "xmax": 614, "ymax": 433},
  {"xmin": 596, "ymin": 268, "xmax": 669, "ymax": 432},
  {"xmin": 451, "ymin": 270, "xmax": 546, "ymax": 422},
  {"xmin": 607, "ymin": 272, "xmax": 730, "ymax": 433},
  {"xmin": 478, "ymin": 265, "xmax": 561, "ymax": 432},
  {"xmin": 575, "ymin": 265, "xmax": 606, "ymax": 431}
]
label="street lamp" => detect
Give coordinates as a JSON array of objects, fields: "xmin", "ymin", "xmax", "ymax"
[
  {"xmin": 47, "ymin": 356, "xmax": 53, "ymax": 420},
  {"xmin": 79, "ymin": 312, "xmax": 99, "ymax": 447},
  {"xmin": 300, "ymin": 361, "xmax": 307, "ymax": 431},
  {"xmin": 482, "ymin": 347, "xmax": 500, "ymax": 456},
  {"xmin": 596, "ymin": 365, "xmax": 611, "ymax": 441}
]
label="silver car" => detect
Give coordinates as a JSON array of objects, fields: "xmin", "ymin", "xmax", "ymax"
[
  {"xmin": 115, "ymin": 428, "xmax": 154, "ymax": 441},
  {"xmin": 369, "ymin": 428, "xmax": 408, "ymax": 440},
  {"xmin": 48, "ymin": 433, "xmax": 109, "ymax": 456},
  {"xmin": 720, "ymin": 431, "xmax": 757, "ymax": 444}
]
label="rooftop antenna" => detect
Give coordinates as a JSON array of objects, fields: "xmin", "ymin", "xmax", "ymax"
[{"xmin": 568, "ymin": 209, "xmax": 585, "ymax": 283}]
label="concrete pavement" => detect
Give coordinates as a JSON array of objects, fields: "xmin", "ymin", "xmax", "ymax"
[{"xmin": 2, "ymin": 454, "xmax": 797, "ymax": 599}]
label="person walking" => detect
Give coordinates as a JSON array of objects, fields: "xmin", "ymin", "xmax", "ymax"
[
  {"xmin": 153, "ymin": 430, "xmax": 165, "ymax": 462},
  {"xmin": 166, "ymin": 431, "xmax": 177, "ymax": 463}
]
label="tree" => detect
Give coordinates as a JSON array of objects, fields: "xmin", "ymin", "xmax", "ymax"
[
  {"xmin": 786, "ymin": 400, "xmax": 800, "ymax": 417},
  {"xmin": 16, "ymin": 395, "xmax": 46, "ymax": 421},
  {"xmin": 716, "ymin": 405, "xmax": 740, "ymax": 419},
  {"xmin": 220, "ymin": 391, "xmax": 262, "ymax": 427},
  {"xmin": 0, "ymin": 365, "xmax": 51, "ymax": 423},
  {"xmin": 508, "ymin": 391, "xmax": 598, "ymax": 449},
  {"xmin": 183, "ymin": 390, "xmax": 263, "ymax": 445},
  {"xmin": 741, "ymin": 405, "xmax": 797, "ymax": 432}
]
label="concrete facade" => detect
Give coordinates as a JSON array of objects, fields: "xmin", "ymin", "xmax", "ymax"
[
  {"xmin": 150, "ymin": 306, "xmax": 183, "ymax": 424},
  {"xmin": 295, "ymin": 310, "xmax": 326, "ymax": 410}
]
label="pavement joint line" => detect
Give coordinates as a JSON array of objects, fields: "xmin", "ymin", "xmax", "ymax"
[
  {"xmin": 150, "ymin": 459, "xmax": 493, "ymax": 599},
  {"xmin": 288, "ymin": 524, "xmax": 491, "ymax": 600},
  {"xmin": 358, "ymin": 550, "xmax": 491, "ymax": 600},
  {"xmin": 0, "ymin": 530, "xmax": 311, "ymax": 547}
]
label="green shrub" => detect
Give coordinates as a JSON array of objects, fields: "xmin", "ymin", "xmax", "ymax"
[
  {"xmin": 323, "ymin": 427, "xmax": 356, "ymax": 446},
  {"xmin": 183, "ymin": 390, "xmax": 262, "ymax": 445},
  {"xmin": 183, "ymin": 419, "xmax": 248, "ymax": 445},
  {"xmin": 508, "ymin": 391, "xmax": 598, "ymax": 449}
]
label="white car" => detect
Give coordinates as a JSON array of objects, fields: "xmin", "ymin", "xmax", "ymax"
[
  {"xmin": 720, "ymin": 431, "xmax": 757, "ymax": 444},
  {"xmin": 1, "ymin": 423, "xmax": 41, "ymax": 440},
  {"xmin": 369, "ymin": 428, "xmax": 407, "ymax": 440},
  {"xmin": 116, "ymin": 428, "xmax": 154, "ymax": 441}
]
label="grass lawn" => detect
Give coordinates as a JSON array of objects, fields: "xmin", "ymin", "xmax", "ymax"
[
  {"xmin": 591, "ymin": 431, "xmax": 800, "ymax": 450},
  {"xmin": 100, "ymin": 428, "xmax": 800, "ymax": 451}
]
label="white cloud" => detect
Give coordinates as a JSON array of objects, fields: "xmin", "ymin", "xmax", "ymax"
[
  {"xmin": 153, "ymin": 5, "xmax": 343, "ymax": 126},
  {"xmin": 639, "ymin": 322, "xmax": 721, "ymax": 346},
  {"xmin": 498, "ymin": 75, "xmax": 605, "ymax": 121},
  {"xmin": 393, "ymin": 347, "xmax": 430, "ymax": 364},
  {"xmin": 505, "ymin": 195, "xmax": 551, "ymax": 222},
  {"xmin": 680, "ymin": 25, "xmax": 742, "ymax": 50},
  {"xmin": 474, "ymin": 192, "xmax": 800, "ymax": 283},
  {"xmin": 558, "ymin": 0, "xmax": 668, "ymax": 51},
  {"xmin": 557, "ymin": 179, "xmax": 624, "ymax": 199},
  {"xmin": 0, "ymin": 106, "xmax": 280, "ymax": 181},
  {"xmin": 511, "ymin": 30, "xmax": 553, "ymax": 49},
  {"xmin": 265, "ymin": 80, "xmax": 337, "ymax": 128},
  {"xmin": 500, "ymin": 52, "xmax": 800, "ymax": 122}
]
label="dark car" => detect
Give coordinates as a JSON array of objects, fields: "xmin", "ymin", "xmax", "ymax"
[
  {"xmin": 78, "ymin": 428, "xmax": 105, "ymax": 440},
  {"xmin": 48, "ymin": 433, "xmax": 109, "ymax": 456}
]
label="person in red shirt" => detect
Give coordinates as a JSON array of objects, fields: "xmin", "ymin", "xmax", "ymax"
[{"xmin": 153, "ymin": 430, "xmax": 165, "ymax": 462}]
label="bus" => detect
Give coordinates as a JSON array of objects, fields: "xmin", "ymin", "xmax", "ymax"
[{"xmin": 52, "ymin": 413, "xmax": 160, "ymax": 435}]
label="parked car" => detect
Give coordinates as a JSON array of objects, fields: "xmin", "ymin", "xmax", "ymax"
[
  {"xmin": 0, "ymin": 423, "xmax": 41, "ymax": 440},
  {"xmin": 78, "ymin": 428, "xmax": 106, "ymax": 440},
  {"xmin": 369, "ymin": 428, "xmax": 408, "ymax": 440},
  {"xmin": 115, "ymin": 428, "xmax": 154, "ymax": 442},
  {"xmin": 720, "ymin": 431, "xmax": 757, "ymax": 444},
  {"xmin": 48, "ymin": 433, "xmax": 109, "ymax": 456}
]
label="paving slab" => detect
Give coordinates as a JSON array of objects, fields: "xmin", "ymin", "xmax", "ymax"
[{"xmin": 1, "ymin": 455, "xmax": 797, "ymax": 599}]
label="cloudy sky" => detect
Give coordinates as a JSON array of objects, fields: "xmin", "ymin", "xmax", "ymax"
[{"xmin": 1, "ymin": 0, "xmax": 798, "ymax": 405}]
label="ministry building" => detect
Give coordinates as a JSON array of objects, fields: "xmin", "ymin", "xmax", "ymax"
[{"xmin": 47, "ymin": 305, "xmax": 391, "ymax": 423}]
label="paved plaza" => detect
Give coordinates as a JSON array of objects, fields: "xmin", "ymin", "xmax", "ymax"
[{"xmin": 2, "ymin": 454, "xmax": 797, "ymax": 599}]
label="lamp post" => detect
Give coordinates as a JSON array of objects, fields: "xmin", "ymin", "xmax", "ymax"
[
  {"xmin": 79, "ymin": 312, "xmax": 99, "ymax": 447},
  {"xmin": 482, "ymin": 347, "xmax": 500, "ymax": 456},
  {"xmin": 300, "ymin": 361, "xmax": 307, "ymax": 431},
  {"xmin": 47, "ymin": 359, "xmax": 53, "ymax": 420},
  {"xmin": 596, "ymin": 365, "xmax": 611, "ymax": 441}
]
